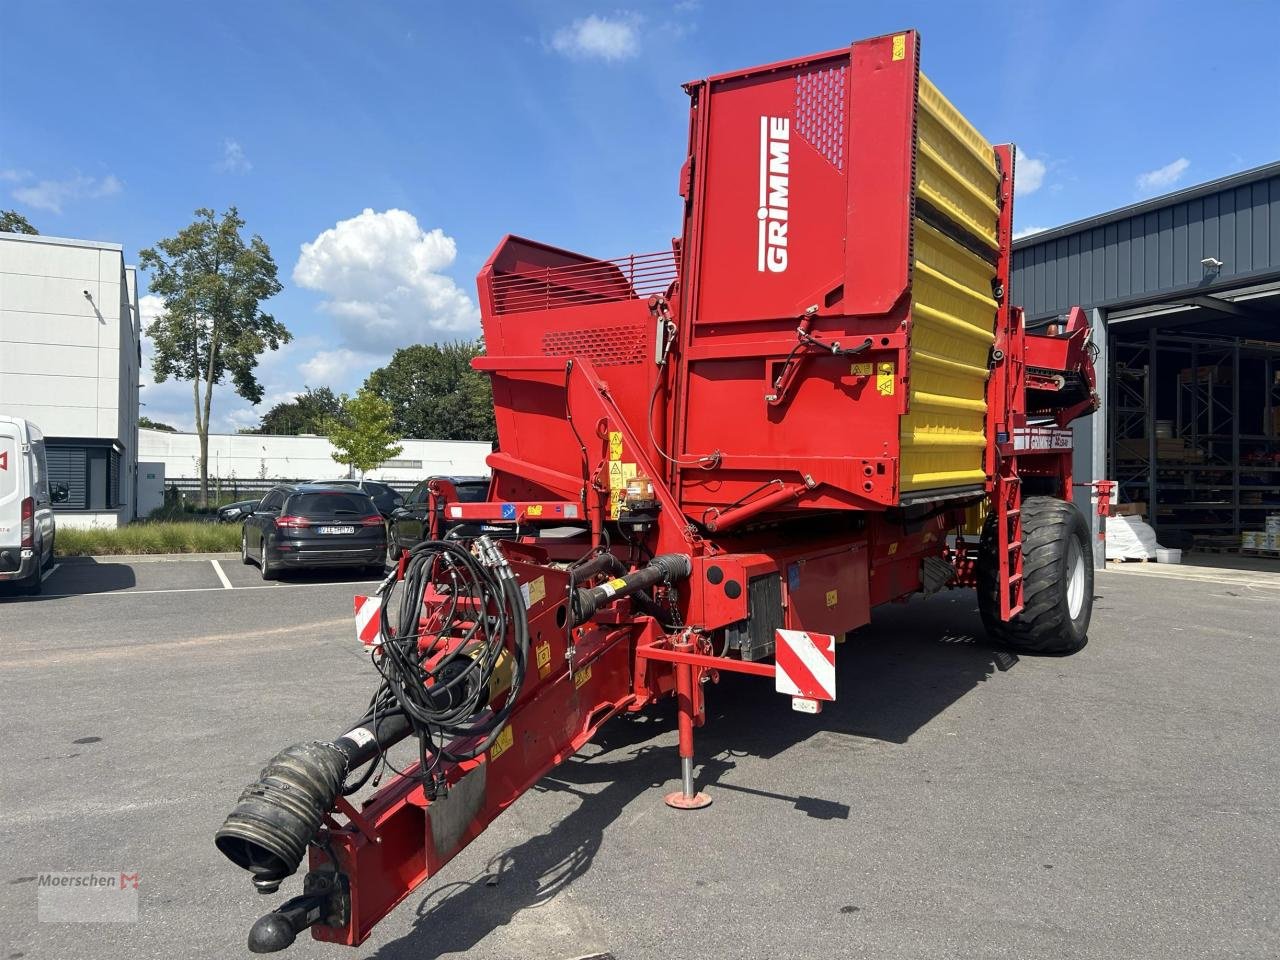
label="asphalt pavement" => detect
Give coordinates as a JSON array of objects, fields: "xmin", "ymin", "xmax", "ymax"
[{"xmin": 1, "ymin": 557, "xmax": 1277, "ymax": 959}]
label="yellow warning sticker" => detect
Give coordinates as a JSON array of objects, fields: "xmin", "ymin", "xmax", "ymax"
[
  {"xmin": 892, "ymin": 34, "xmax": 906, "ymax": 61},
  {"xmin": 526, "ymin": 504, "xmax": 543, "ymax": 517},
  {"xmin": 489, "ymin": 725, "xmax": 514, "ymax": 761},
  {"xmin": 608, "ymin": 489, "xmax": 625, "ymax": 520},
  {"xmin": 608, "ymin": 431, "xmax": 623, "ymax": 460},
  {"xmin": 535, "ymin": 641, "xmax": 552, "ymax": 679},
  {"xmin": 608, "ymin": 460, "xmax": 625, "ymax": 490},
  {"xmin": 622, "ymin": 462, "xmax": 637, "ymax": 481},
  {"xmin": 573, "ymin": 665, "xmax": 592, "ymax": 689},
  {"xmin": 528, "ymin": 576, "xmax": 546, "ymax": 606},
  {"xmin": 888, "ymin": 542, "xmax": 898, "ymax": 555},
  {"xmin": 850, "ymin": 362, "xmax": 873, "ymax": 376},
  {"xmin": 877, "ymin": 362, "xmax": 896, "ymax": 396},
  {"xmin": 825, "ymin": 589, "xmax": 839, "ymax": 608}
]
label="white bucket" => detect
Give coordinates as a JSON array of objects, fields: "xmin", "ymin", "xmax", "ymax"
[{"xmin": 1156, "ymin": 547, "xmax": 1181, "ymax": 564}]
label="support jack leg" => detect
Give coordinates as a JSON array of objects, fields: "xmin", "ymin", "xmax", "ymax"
[{"xmin": 664, "ymin": 640, "xmax": 711, "ymax": 810}]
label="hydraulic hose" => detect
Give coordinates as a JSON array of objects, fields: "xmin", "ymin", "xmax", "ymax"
[{"xmin": 572, "ymin": 553, "xmax": 692, "ymax": 624}]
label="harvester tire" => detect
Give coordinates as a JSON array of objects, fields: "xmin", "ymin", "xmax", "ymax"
[{"xmin": 978, "ymin": 496, "xmax": 1092, "ymax": 655}]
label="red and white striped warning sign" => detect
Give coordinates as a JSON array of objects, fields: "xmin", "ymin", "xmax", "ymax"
[
  {"xmin": 774, "ymin": 629, "xmax": 836, "ymax": 701},
  {"xmin": 354, "ymin": 595, "xmax": 383, "ymax": 647}
]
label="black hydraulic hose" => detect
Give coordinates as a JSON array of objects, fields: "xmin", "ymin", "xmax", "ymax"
[{"xmin": 572, "ymin": 553, "xmax": 691, "ymax": 625}]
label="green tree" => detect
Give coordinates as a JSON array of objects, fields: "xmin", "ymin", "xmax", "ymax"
[
  {"xmin": 255, "ymin": 386, "xmax": 348, "ymax": 435},
  {"xmin": 327, "ymin": 388, "xmax": 403, "ymax": 479},
  {"xmin": 138, "ymin": 415, "xmax": 178, "ymax": 432},
  {"xmin": 364, "ymin": 340, "xmax": 495, "ymax": 442},
  {"xmin": 0, "ymin": 210, "xmax": 38, "ymax": 234},
  {"xmin": 139, "ymin": 207, "xmax": 287, "ymax": 505}
]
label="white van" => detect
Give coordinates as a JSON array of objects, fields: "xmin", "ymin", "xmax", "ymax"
[{"xmin": 0, "ymin": 416, "xmax": 68, "ymax": 596}]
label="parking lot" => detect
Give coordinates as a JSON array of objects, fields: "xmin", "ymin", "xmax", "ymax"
[{"xmin": 1, "ymin": 558, "xmax": 1277, "ymax": 960}]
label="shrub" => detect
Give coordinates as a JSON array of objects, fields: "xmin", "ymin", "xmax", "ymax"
[{"xmin": 55, "ymin": 522, "xmax": 241, "ymax": 557}]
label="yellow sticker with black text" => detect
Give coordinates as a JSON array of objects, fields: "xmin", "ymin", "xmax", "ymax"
[
  {"xmin": 535, "ymin": 641, "xmax": 552, "ymax": 679},
  {"xmin": 825, "ymin": 589, "xmax": 839, "ymax": 608},
  {"xmin": 877, "ymin": 362, "xmax": 896, "ymax": 396},
  {"xmin": 609, "ymin": 489, "xmax": 625, "ymax": 520},
  {"xmin": 489, "ymin": 725, "xmax": 514, "ymax": 761},
  {"xmin": 574, "ymin": 665, "xmax": 592, "ymax": 689},
  {"xmin": 608, "ymin": 431, "xmax": 623, "ymax": 460},
  {"xmin": 528, "ymin": 576, "xmax": 546, "ymax": 606},
  {"xmin": 850, "ymin": 362, "xmax": 873, "ymax": 376},
  {"xmin": 608, "ymin": 460, "xmax": 625, "ymax": 490},
  {"xmin": 892, "ymin": 34, "xmax": 906, "ymax": 61},
  {"xmin": 526, "ymin": 504, "xmax": 543, "ymax": 517}
]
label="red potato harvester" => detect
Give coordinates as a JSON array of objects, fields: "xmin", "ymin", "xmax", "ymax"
[{"xmin": 216, "ymin": 29, "xmax": 1100, "ymax": 952}]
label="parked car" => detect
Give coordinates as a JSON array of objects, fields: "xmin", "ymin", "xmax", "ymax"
[
  {"xmin": 387, "ymin": 475, "xmax": 490, "ymax": 563},
  {"xmin": 241, "ymin": 483, "xmax": 386, "ymax": 580},
  {"xmin": 306, "ymin": 479, "xmax": 404, "ymax": 517},
  {"xmin": 0, "ymin": 416, "xmax": 68, "ymax": 596},
  {"xmin": 217, "ymin": 498, "xmax": 262, "ymax": 523}
]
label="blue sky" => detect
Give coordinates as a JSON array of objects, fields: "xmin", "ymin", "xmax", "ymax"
[{"xmin": 3, "ymin": 1, "xmax": 1277, "ymax": 431}]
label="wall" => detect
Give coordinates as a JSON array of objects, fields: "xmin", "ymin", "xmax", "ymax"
[
  {"xmin": 137, "ymin": 429, "xmax": 491, "ymax": 483},
  {"xmin": 0, "ymin": 233, "xmax": 141, "ymax": 526},
  {"xmin": 1012, "ymin": 163, "xmax": 1280, "ymax": 322}
]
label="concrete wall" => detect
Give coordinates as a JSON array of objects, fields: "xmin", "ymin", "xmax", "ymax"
[
  {"xmin": 0, "ymin": 232, "xmax": 140, "ymax": 526},
  {"xmin": 137, "ymin": 429, "xmax": 491, "ymax": 483}
]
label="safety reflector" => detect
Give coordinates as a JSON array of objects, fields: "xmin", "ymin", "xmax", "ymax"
[
  {"xmin": 791, "ymin": 697, "xmax": 822, "ymax": 714},
  {"xmin": 354, "ymin": 595, "xmax": 383, "ymax": 647},
  {"xmin": 774, "ymin": 629, "xmax": 836, "ymax": 701}
]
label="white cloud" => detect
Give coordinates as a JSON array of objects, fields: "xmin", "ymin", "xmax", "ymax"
[
  {"xmin": 0, "ymin": 168, "xmax": 30, "ymax": 182},
  {"xmin": 1137, "ymin": 157, "xmax": 1190, "ymax": 193},
  {"xmin": 137, "ymin": 293, "xmax": 166, "ymax": 330},
  {"xmin": 217, "ymin": 139, "xmax": 252, "ymax": 174},
  {"xmin": 299, "ymin": 347, "xmax": 386, "ymax": 385},
  {"xmin": 1016, "ymin": 155, "xmax": 1046, "ymax": 197},
  {"xmin": 1013, "ymin": 226, "xmax": 1048, "ymax": 241},
  {"xmin": 9, "ymin": 172, "xmax": 122, "ymax": 214},
  {"xmin": 293, "ymin": 208, "xmax": 479, "ymax": 351},
  {"xmin": 551, "ymin": 13, "xmax": 641, "ymax": 61}
]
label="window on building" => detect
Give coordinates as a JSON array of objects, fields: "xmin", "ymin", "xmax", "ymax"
[{"xmin": 45, "ymin": 442, "xmax": 123, "ymax": 511}]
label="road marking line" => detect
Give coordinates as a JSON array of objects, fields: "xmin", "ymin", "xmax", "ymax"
[
  {"xmin": 1105, "ymin": 565, "xmax": 1280, "ymax": 590},
  {"xmin": 210, "ymin": 558, "xmax": 233, "ymax": 589},
  {"xmin": 26, "ymin": 579, "xmax": 383, "ymax": 600},
  {"xmin": 41, "ymin": 563, "xmax": 61, "ymax": 582},
  {"xmin": 0, "ymin": 616, "xmax": 349, "ymax": 669}
]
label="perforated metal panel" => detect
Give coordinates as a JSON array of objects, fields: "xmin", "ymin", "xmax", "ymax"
[
  {"xmin": 541, "ymin": 323, "xmax": 646, "ymax": 367},
  {"xmin": 794, "ymin": 64, "xmax": 846, "ymax": 171}
]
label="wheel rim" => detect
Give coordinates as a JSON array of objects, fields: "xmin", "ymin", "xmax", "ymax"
[{"xmin": 1065, "ymin": 535, "xmax": 1085, "ymax": 620}]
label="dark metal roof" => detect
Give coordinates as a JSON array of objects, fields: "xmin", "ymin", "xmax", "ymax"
[{"xmin": 1011, "ymin": 161, "xmax": 1280, "ymax": 321}]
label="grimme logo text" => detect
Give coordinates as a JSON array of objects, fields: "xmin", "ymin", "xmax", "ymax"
[{"xmin": 756, "ymin": 116, "xmax": 790, "ymax": 273}]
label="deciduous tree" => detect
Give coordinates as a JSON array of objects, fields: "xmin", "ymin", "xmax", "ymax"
[
  {"xmin": 0, "ymin": 210, "xmax": 38, "ymax": 234},
  {"xmin": 327, "ymin": 388, "xmax": 403, "ymax": 480},
  {"xmin": 364, "ymin": 341, "xmax": 495, "ymax": 442},
  {"xmin": 140, "ymin": 207, "xmax": 288, "ymax": 505},
  {"xmin": 255, "ymin": 386, "xmax": 348, "ymax": 435}
]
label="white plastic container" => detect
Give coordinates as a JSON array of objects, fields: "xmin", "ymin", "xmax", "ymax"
[{"xmin": 1156, "ymin": 547, "xmax": 1181, "ymax": 564}]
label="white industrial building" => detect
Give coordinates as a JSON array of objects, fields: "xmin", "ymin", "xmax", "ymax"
[
  {"xmin": 138, "ymin": 429, "xmax": 491, "ymax": 486},
  {"xmin": 0, "ymin": 232, "xmax": 142, "ymax": 527}
]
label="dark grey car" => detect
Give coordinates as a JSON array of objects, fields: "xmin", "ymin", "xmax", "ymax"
[
  {"xmin": 306, "ymin": 479, "xmax": 405, "ymax": 517},
  {"xmin": 241, "ymin": 484, "xmax": 386, "ymax": 580},
  {"xmin": 387, "ymin": 475, "xmax": 489, "ymax": 564}
]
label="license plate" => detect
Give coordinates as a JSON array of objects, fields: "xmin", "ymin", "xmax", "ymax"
[{"xmin": 318, "ymin": 525, "xmax": 356, "ymax": 535}]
